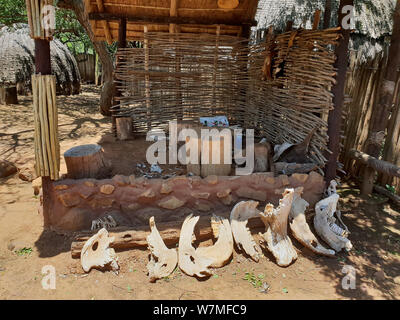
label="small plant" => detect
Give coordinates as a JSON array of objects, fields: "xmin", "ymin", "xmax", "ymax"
[
  {"xmin": 243, "ymin": 272, "xmax": 265, "ymax": 288},
  {"xmin": 15, "ymin": 247, "xmax": 32, "ymax": 256},
  {"xmin": 385, "ymin": 184, "xmax": 396, "ymax": 194}
]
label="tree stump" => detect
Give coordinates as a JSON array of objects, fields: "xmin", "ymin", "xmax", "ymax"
[
  {"xmin": 64, "ymin": 144, "xmax": 108, "ymax": 179},
  {"xmin": 0, "ymin": 87, "xmax": 18, "ymax": 105},
  {"xmin": 116, "ymin": 117, "xmax": 133, "ymax": 140}
]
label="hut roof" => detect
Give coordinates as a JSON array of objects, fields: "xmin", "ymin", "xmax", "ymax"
[
  {"xmin": 0, "ymin": 24, "xmax": 81, "ymax": 87},
  {"xmin": 85, "ymin": 0, "xmax": 261, "ymax": 41},
  {"xmin": 256, "ymin": 0, "xmax": 395, "ymax": 39}
]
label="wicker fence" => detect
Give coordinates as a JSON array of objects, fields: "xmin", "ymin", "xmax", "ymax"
[
  {"xmin": 113, "ymin": 29, "xmax": 340, "ymax": 168},
  {"xmin": 342, "ymin": 48, "xmax": 400, "ymax": 193}
]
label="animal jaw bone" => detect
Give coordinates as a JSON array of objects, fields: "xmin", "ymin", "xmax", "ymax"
[
  {"xmin": 289, "ymin": 187, "xmax": 335, "ymax": 257},
  {"xmin": 314, "ymin": 194, "xmax": 352, "ymax": 252},
  {"xmin": 196, "ymin": 215, "xmax": 234, "ymax": 268},
  {"xmin": 230, "ymin": 201, "xmax": 262, "ymax": 262},
  {"xmin": 259, "ymin": 189, "xmax": 298, "ymax": 267},
  {"xmin": 81, "ymin": 228, "xmax": 119, "ymax": 273},
  {"xmin": 91, "ymin": 215, "xmax": 117, "ymax": 231},
  {"xmin": 325, "ymin": 180, "xmax": 350, "ymax": 236},
  {"xmin": 146, "ymin": 217, "xmax": 178, "ymax": 282},
  {"xmin": 178, "ymin": 214, "xmax": 214, "ymax": 277}
]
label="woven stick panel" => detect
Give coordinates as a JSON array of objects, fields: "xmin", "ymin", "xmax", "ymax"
[
  {"xmin": 113, "ymin": 32, "xmax": 250, "ymax": 133},
  {"xmin": 246, "ymin": 27, "xmax": 340, "ymax": 166},
  {"xmin": 32, "ymin": 74, "xmax": 60, "ymax": 180}
]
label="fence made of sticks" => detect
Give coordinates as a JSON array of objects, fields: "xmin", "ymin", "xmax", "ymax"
[
  {"xmin": 113, "ymin": 28, "xmax": 340, "ymax": 167},
  {"xmin": 342, "ymin": 48, "xmax": 400, "ymax": 193}
]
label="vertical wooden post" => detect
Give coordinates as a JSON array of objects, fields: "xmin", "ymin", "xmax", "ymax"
[
  {"xmin": 324, "ymin": 0, "xmax": 353, "ymax": 184},
  {"xmin": 313, "ymin": 10, "xmax": 322, "ymax": 30},
  {"xmin": 212, "ymin": 25, "xmax": 221, "ymax": 115},
  {"xmin": 144, "ymin": 25, "xmax": 151, "ymax": 131},
  {"xmin": 112, "ymin": 17, "xmax": 127, "ymax": 136},
  {"xmin": 35, "ymin": 38, "xmax": 52, "ymax": 227},
  {"xmin": 323, "ymin": 0, "xmax": 332, "ymax": 29}
]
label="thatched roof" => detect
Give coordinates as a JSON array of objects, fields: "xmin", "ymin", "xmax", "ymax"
[
  {"xmin": 255, "ymin": 0, "xmax": 395, "ymax": 38},
  {"xmin": 85, "ymin": 0, "xmax": 260, "ymax": 41},
  {"xmin": 0, "ymin": 24, "xmax": 81, "ymax": 87},
  {"xmin": 255, "ymin": 0, "xmax": 395, "ymax": 60}
]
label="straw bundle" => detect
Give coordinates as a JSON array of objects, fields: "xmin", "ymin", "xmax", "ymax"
[
  {"xmin": 25, "ymin": 0, "xmax": 55, "ymax": 39},
  {"xmin": 32, "ymin": 74, "xmax": 60, "ymax": 180}
]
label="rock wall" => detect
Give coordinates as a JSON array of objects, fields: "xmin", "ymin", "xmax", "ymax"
[{"xmin": 45, "ymin": 172, "xmax": 325, "ymax": 232}]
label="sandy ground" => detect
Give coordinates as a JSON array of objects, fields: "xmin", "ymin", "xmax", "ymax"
[{"xmin": 0, "ymin": 85, "xmax": 399, "ymax": 300}]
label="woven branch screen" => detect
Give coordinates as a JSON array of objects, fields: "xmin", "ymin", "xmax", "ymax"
[
  {"xmin": 113, "ymin": 28, "xmax": 340, "ymax": 167},
  {"xmin": 246, "ymin": 27, "xmax": 340, "ymax": 166},
  {"xmin": 113, "ymin": 33, "xmax": 250, "ymax": 133}
]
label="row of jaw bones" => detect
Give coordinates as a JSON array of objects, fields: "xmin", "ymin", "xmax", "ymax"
[{"xmin": 81, "ymin": 181, "xmax": 352, "ymax": 276}]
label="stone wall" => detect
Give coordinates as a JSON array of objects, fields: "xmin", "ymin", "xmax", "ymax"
[{"xmin": 45, "ymin": 172, "xmax": 325, "ymax": 232}]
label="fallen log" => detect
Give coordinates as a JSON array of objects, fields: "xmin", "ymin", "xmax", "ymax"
[
  {"xmin": 373, "ymin": 185, "xmax": 400, "ymax": 207},
  {"xmin": 349, "ymin": 149, "xmax": 400, "ymax": 178},
  {"xmin": 71, "ymin": 215, "xmax": 265, "ymax": 259}
]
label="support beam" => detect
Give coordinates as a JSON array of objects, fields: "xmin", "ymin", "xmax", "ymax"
[
  {"xmin": 324, "ymin": 0, "xmax": 353, "ymax": 184},
  {"xmin": 88, "ymin": 12, "xmax": 257, "ymax": 28},
  {"xmin": 95, "ymin": 0, "xmax": 113, "ymax": 44},
  {"xmin": 313, "ymin": 10, "xmax": 321, "ymax": 30}
]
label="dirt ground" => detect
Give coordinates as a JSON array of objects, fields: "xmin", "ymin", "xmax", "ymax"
[{"xmin": 0, "ymin": 85, "xmax": 399, "ymax": 300}]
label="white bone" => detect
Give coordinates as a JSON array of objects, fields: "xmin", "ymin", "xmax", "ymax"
[
  {"xmin": 259, "ymin": 189, "xmax": 297, "ymax": 267},
  {"xmin": 230, "ymin": 201, "xmax": 262, "ymax": 262},
  {"xmin": 81, "ymin": 228, "xmax": 119, "ymax": 273},
  {"xmin": 146, "ymin": 217, "xmax": 178, "ymax": 282},
  {"xmin": 314, "ymin": 194, "xmax": 352, "ymax": 252},
  {"xmin": 196, "ymin": 215, "xmax": 234, "ymax": 268},
  {"xmin": 178, "ymin": 214, "xmax": 213, "ymax": 277},
  {"xmin": 289, "ymin": 187, "xmax": 335, "ymax": 257}
]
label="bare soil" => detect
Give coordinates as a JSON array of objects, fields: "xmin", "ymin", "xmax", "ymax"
[{"xmin": 0, "ymin": 85, "xmax": 399, "ymax": 300}]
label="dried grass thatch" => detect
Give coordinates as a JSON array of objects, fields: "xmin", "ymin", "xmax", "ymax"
[{"xmin": 0, "ymin": 24, "xmax": 81, "ymax": 94}]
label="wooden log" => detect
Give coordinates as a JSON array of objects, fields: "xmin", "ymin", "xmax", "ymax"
[
  {"xmin": 274, "ymin": 162, "xmax": 318, "ymax": 175},
  {"xmin": 116, "ymin": 116, "xmax": 134, "ymax": 140},
  {"xmin": 71, "ymin": 215, "xmax": 265, "ymax": 259},
  {"xmin": 64, "ymin": 144, "xmax": 108, "ymax": 179},
  {"xmin": 373, "ymin": 185, "xmax": 400, "ymax": 206},
  {"xmin": 0, "ymin": 87, "xmax": 18, "ymax": 105},
  {"xmin": 349, "ymin": 149, "xmax": 400, "ymax": 178}
]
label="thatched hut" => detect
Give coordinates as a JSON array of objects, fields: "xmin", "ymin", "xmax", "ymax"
[{"xmin": 0, "ymin": 24, "xmax": 81, "ymax": 104}]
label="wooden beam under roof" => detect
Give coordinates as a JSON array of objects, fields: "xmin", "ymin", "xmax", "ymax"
[
  {"xmin": 88, "ymin": 12, "xmax": 257, "ymax": 28},
  {"xmin": 95, "ymin": 0, "xmax": 113, "ymax": 44}
]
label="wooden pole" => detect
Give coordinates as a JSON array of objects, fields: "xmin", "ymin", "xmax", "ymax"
[
  {"xmin": 324, "ymin": 0, "xmax": 353, "ymax": 184},
  {"xmin": 112, "ymin": 17, "xmax": 127, "ymax": 135},
  {"xmin": 362, "ymin": 0, "xmax": 400, "ymax": 195},
  {"xmin": 323, "ymin": 0, "xmax": 332, "ymax": 29},
  {"xmin": 34, "ymin": 37, "xmax": 52, "ymax": 226}
]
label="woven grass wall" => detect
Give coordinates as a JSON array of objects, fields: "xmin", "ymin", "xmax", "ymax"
[{"xmin": 113, "ymin": 28, "xmax": 340, "ymax": 167}]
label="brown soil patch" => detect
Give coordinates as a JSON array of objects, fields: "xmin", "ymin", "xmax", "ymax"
[{"xmin": 0, "ymin": 85, "xmax": 399, "ymax": 300}]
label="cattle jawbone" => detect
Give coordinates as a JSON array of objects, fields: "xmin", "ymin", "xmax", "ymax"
[
  {"xmin": 178, "ymin": 214, "xmax": 213, "ymax": 277},
  {"xmin": 81, "ymin": 228, "xmax": 119, "ymax": 273},
  {"xmin": 230, "ymin": 200, "xmax": 262, "ymax": 262},
  {"xmin": 147, "ymin": 217, "xmax": 178, "ymax": 282},
  {"xmin": 314, "ymin": 194, "xmax": 352, "ymax": 252},
  {"xmin": 196, "ymin": 215, "xmax": 234, "ymax": 268},
  {"xmin": 260, "ymin": 189, "xmax": 297, "ymax": 267},
  {"xmin": 289, "ymin": 187, "xmax": 335, "ymax": 257}
]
